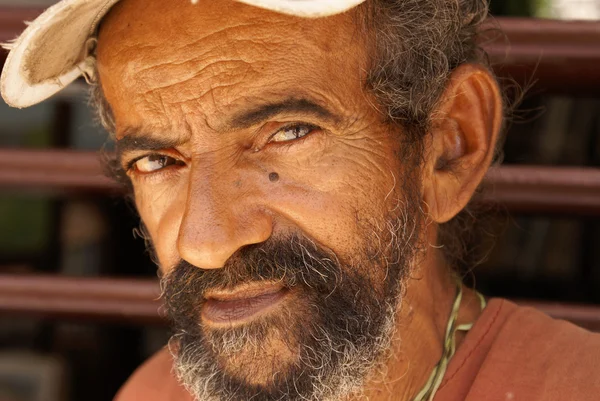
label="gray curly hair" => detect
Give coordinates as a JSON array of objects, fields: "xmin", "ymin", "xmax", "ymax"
[
  {"xmin": 91, "ymin": 0, "xmax": 502, "ymax": 272},
  {"xmin": 359, "ymin": 0, "xmax": 502, "ymax": 272}
]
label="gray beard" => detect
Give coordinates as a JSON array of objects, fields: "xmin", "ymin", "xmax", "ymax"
[
  {"xmin": 161, "ymin": 193, "xmax": 421, "ymax": 401},
  {"xmin": 173, "ymin": 295, "xmax": 399, "ymax": 401}
]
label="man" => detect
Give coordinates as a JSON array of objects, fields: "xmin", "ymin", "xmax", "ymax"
[{"xmin": 2, "ymin": 0, "xmax": 599, "ymax": 400}]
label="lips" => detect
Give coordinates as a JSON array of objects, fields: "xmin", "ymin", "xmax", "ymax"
[{"xmin": 201, "ymin": 283, "xmax": 289, "ymax": 325}]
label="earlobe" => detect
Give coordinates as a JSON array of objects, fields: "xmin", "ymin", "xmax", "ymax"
[{"xmin": 424, "ymin": 64, "xmax": 503, "ymax": 223}]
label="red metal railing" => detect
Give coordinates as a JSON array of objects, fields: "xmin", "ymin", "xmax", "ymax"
[{"xmin": 488, "ymin": 18, "xmax": 600, "ymax": 94}]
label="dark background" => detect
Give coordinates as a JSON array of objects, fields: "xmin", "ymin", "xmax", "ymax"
[{"xmin": 0, "ymin": 1, "xmax": 599, "ymax": 400}]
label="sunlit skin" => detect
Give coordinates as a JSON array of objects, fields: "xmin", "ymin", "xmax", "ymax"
[{"xmin": 97, "ymin": 0, "xmax": 503, "ymax": 399}]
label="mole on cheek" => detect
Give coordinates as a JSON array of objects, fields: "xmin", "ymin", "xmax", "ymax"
[{"xmin": 269, "ymin": 172, "xmax": 280, "ymax": 182}]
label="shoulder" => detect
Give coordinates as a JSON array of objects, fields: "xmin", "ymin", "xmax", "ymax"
[
  {"xmin": 470, "ymin": 299, "xmax": 600, "ymax": 400},
  {"xmin": 495, "ymin": 300, "xmax": 600, "ymax": 369},
  {"xmin": 114, "ymin": 347, "xmax": 194, "ymax": 401}
]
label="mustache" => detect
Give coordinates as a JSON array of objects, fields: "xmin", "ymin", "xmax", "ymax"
[
  {"xmin": 161, "ymin": 234, "xmax": 346, "ymax": 328},
  {"xmin": 164, "ymin": 234, "xmax": 342, "ymax": 291}
]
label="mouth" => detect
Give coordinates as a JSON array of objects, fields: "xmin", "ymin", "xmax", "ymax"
[{"xmin": 201, "ymin": 283, "xmax": 290, "ymax": 326}]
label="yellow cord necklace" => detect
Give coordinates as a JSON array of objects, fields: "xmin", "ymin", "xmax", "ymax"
[{"xmin": 412, "ymin": 282, "xmax": 487, "ymax": 401}]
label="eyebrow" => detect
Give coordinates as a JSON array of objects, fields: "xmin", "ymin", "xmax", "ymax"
[
  {"xmin": 115, "ymin": 133, "xmax": 185, "ymax": 166},
  {"xmin": 228, "ymin": 98, "xmax": 340, "ymax": 130}
]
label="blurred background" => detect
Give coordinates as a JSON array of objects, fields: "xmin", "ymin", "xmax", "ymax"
[{"xmin": 0, "ymin": 0, "xmax": 599, "ymax": 400}]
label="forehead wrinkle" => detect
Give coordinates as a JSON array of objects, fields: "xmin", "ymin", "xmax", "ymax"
[
  {"xmin": 121, "ymin": 45, "xmax": 270, "ymax": 110},
  {"xmin": 106, "ymin": 15, "xmax": 297, "ymax": 83},
  {"xmin": 98, "ymin": 0, "xmax": 372, "ymax": 142},
  {"xmin": 131, "ymin": 33, "xmax": 266, "ymax": 77},
  {"xmin": 135, "ymin": 59, "xmax": 257, "ymax": 98},
  {"xmin": 172, "ymin": 22, "xmax": 283, "ymax": 57},
  {"xmin": 103, "ymin": 13, "xmax": 348, "ymax": 97}
]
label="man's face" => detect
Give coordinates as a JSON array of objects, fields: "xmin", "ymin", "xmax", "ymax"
[{"xmin": 98, "ymin": 0, "xmax": 423, "ymax": 399}]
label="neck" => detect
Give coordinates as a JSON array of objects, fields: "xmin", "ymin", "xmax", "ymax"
[{"xmin": 357, "ymin": 247, "xmax": 483, "ymax": 401}]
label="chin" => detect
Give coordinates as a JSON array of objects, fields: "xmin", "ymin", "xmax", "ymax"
[
  {"xmin": 201, "ymin": 300, "xmax": 307, "ymax": 386},
  {"xmin": 171, "ymin": 290, "xmax": 397, "ymax": 401}
]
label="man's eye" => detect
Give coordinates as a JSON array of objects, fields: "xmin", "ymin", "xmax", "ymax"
[
  {"xmin": 268, "ymin": 124, "xmax": 317, "ymax": 143},
  {"xmin": 132, "ymin": 154, "xmax": 182, "ymax": 173}
]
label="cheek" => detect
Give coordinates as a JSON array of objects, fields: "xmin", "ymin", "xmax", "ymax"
[
  {"xmin": 260, "ymin": 141, "xmax": 401, "ymax": 257},
  {"xmin": 134, "ymin": 179, "xmax": 188, "ymax": 271}
]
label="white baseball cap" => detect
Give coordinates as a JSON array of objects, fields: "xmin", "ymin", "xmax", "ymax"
[{"xmin": 1, "ymin": 0, "xmax": 366, "ymax": 109}]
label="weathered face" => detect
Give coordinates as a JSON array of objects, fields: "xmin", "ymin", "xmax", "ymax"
[{"xmin": 98, "ymin": 0, "xmax": 423, "ymax": 399}]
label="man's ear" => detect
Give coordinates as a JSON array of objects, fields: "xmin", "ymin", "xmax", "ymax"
[{"xmin": 423, "ymin": 64, "xmax": 503, "ymax": 223}]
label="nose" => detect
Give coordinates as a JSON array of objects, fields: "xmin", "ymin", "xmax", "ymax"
[{"xmin": 177, "ymin": 167, "xmax": 273, "ymax": 269}]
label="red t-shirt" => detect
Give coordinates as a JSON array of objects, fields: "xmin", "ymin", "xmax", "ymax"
[{"xmin": 115, "ymin": 299, "xmax": 600, "ymax": 401}]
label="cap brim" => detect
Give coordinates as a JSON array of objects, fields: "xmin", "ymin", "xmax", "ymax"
[{"xmin": 1, "ymin": 0, "xmax": 366, "ymax": 109}]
